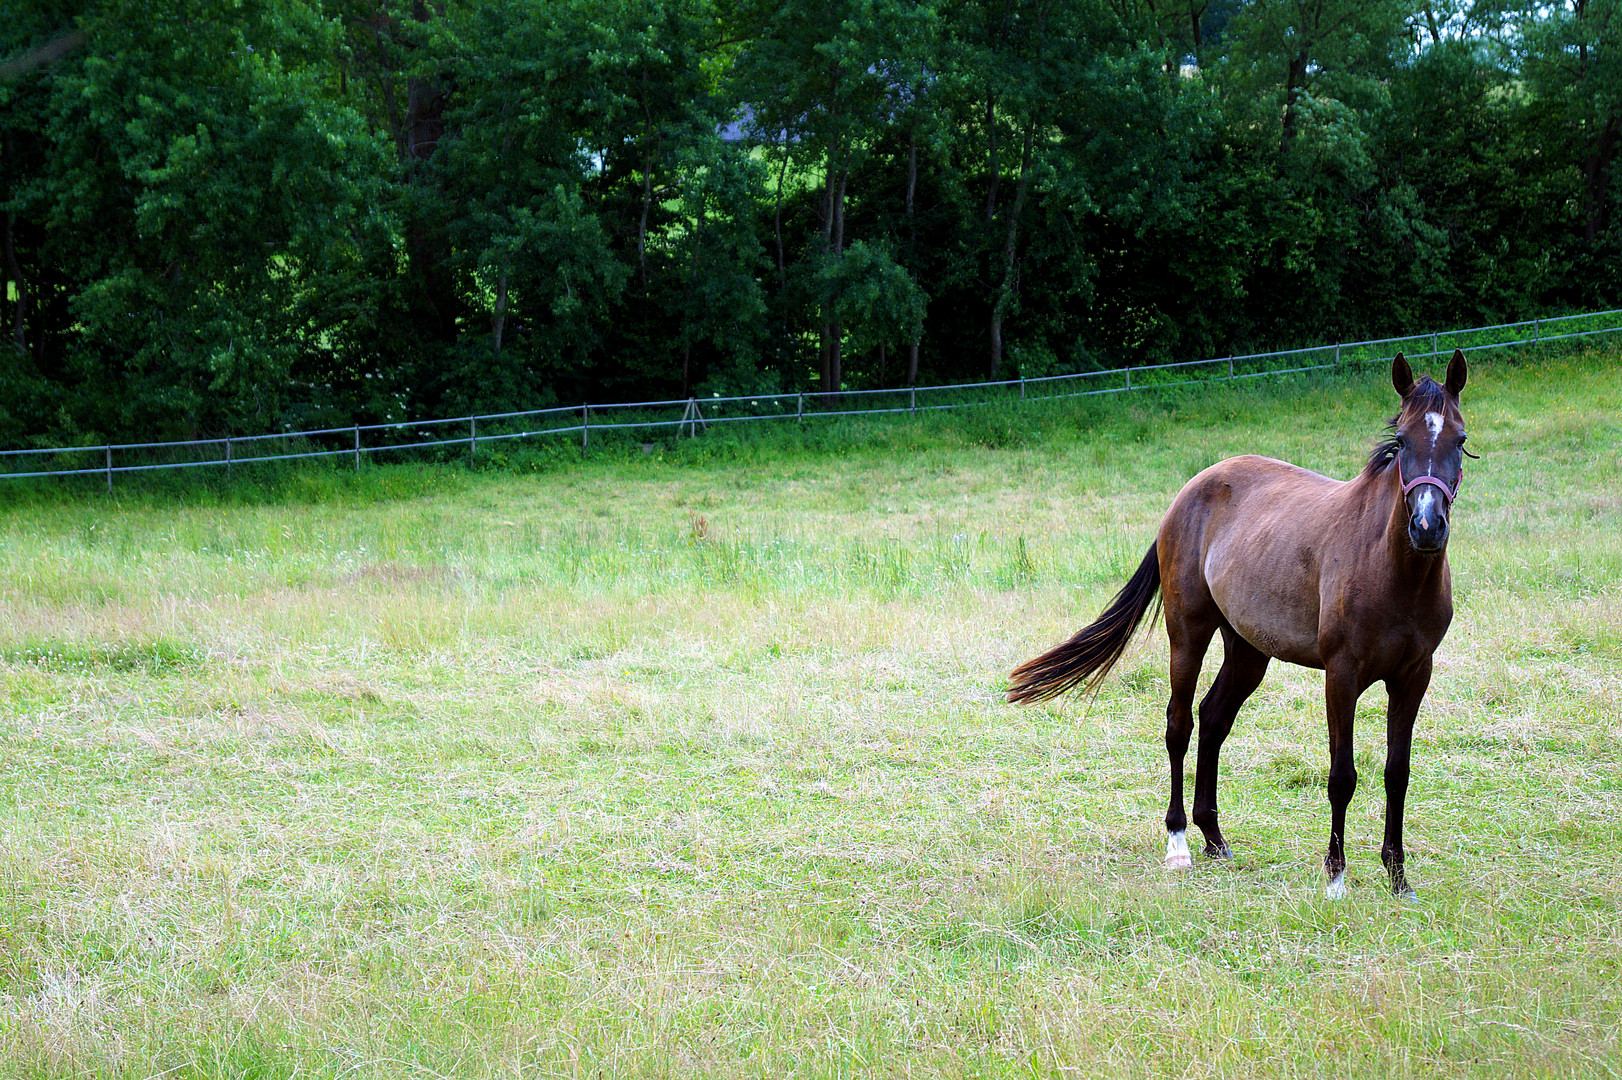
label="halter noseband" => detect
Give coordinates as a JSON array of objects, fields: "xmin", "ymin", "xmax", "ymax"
[{"xmin": 1397, "ymin": 458, "xmax": 1462, "ymax": 502}]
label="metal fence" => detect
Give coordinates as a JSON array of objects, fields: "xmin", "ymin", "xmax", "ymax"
[{"xmin": 4, "ymin": 308, "xmax": 1619, "ymax": 490}]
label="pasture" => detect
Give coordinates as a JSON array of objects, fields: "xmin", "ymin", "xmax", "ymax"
[{"xmin": 1, "ymin": 348, "xmax": 1619, "ymax": 1078}]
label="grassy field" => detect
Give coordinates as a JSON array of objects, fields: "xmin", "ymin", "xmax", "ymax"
[{"xmin": 1, "ymin": 347, "xmax": 1618, "ymax": 1078}]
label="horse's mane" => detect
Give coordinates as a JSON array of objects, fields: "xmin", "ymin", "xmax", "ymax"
[{"xmin": 1362, "ymin": 376, "xmax": 1450, "ymax": 479}]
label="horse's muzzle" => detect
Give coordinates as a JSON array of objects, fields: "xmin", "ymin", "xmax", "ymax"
[{"xmin": 1406, "ymin": 486, "xmax": 1449, "ymax": 552}]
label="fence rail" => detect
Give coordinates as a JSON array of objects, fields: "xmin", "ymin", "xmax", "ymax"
[{"xmin": 5, "ymin": 308, "xmax": 1619, "ymax": 489}]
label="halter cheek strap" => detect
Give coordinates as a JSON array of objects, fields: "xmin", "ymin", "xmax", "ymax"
[{"xmin": 1398, "ymin": 460, "xmax": 1462, "ymax": 501}]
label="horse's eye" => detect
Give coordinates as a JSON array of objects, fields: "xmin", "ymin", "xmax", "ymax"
[{"xmin": 1460, "ymin": 434, "xmax": 1467, "ymax": 444}]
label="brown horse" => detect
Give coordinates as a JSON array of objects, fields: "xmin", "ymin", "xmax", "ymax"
[{"xmin": 1009, "ymin": 351, "xmax": 1473, "ymax": 898}]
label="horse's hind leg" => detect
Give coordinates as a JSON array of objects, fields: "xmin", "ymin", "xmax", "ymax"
[
  {"xmin": 1191, "ymin": 627, "xmax": 1270, "ymax": 859},
  {"xmin": 1163, "ymin": 610, "xmax": 1218, "ymax": 869}
]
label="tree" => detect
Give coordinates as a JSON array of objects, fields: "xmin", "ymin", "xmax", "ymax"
[
  {"xmin": 1, "ymin": 0, "xmax": 392, "ymax": 441},
  {"xmin": 1519, "ymin": 1, "xmax": 1622, "ymax": 250},
  {"xmin": 729, "ymin": 0, "xmax": 934, "ymax": 397}
]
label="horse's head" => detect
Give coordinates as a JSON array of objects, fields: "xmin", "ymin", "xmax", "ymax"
[{"xmin": 1388, "ymin": 350, "xmax": 1469, "ymax": 554}]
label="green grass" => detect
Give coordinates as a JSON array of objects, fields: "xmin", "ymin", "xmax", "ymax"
[{"xmin": 1, "ymin": 346, "xmax": 1618, "ymax": 1078}]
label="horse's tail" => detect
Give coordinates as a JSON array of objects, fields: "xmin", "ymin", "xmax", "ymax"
[{"xmin": 1007, "ymin": 542, "xmax": 1163, "ymax": 704}]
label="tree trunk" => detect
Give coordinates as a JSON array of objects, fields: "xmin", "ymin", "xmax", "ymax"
[
  {"xmin": 829, "ymin": 166, "xmax": 848, "ymax": 400},
  {"xmin": 906, "ymin": 124, "xmax": 918, "ymax": 222},
  {"xmin": 989, "ymin": 124, "xmax": 1035, "ymax": 380},
  {"xmin": 819, "ymin": 158, "xmax": 836, "ymax": 399},
  {"xmin": 637, "ymin": 73, "xmax": 660, "ymax": 291},
  {"xmin": 772, "ymin": 148, "xmax": 792, "ymax": 373},
  {"xmin": 819, "ymin": 154, "xmax": 850, "ymax": 404},
  {"xmin": 773, "ymin": 150, "xmax": 790, "ymax": 278},
  {"xmin": 491, "ymin": 267, "xmax": 508, "ymax": 353},
  {"xmin": 1583, "ymin": 111, "xmax": 1621, "ymax": 244},
  {"xmin": 906, "ymin": 122, "xmax": 920, "ymax": 388},
  {"xmin": 0, "ymin": 28, "xmax": 86, "ymax": 80},
  {"xmin": 402, "ymin": 74, "xmax": 459, "ymax": 343},
  {"xmin": 834, "ymin": 167, "xmax": 847, "ymax": 254},
  {"xmin": 682, "ymin": 188, "xmax": 708, "ymax": 398},
  {"xmin": 984, "ymin": 91, "xmax": 1000, "ymax": 225},
  {"xmin": 0, "ymin": 217, "xmax": 9, "ymax": 349},
  {"xmin": 638, "ymin": 141, "xmax": 657, "ymax": 289},
  {"xmin": 1280, "ymin": 51, "xmax": 1308, "ymax": 155},
  {"xmin": 3, "ymin": 213, "xmax": 26, "ymax": 357},
  {"xmin": 1421, "ymin": 3, "xmax": 1442, "ymax": 44}
]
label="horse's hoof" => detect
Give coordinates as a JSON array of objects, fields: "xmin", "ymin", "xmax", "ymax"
[
  {"xmin": 1204, "ymin": 842, "xmax": 1232, "ymax": 860},
  {"xmin": 1164, "ymin": 830, "xmax": 1193, "ymax": 870},
  {"xmin": 1325, "ymin": 872, "xmax": 1347, "ymax": 900}
]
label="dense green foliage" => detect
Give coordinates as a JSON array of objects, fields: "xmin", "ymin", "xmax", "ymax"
[{"xmin": 3, "ymin": 0, "xmax": 1621, "ymax": 444}]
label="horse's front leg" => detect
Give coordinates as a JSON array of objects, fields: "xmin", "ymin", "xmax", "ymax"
[
  {"xmin": 1323, "ymin": 663, "xmax": 1363, "ymax": 899},
  {"xmin": 1382, "ymin": 659, "xmax": 1431, "ymax": 899}
]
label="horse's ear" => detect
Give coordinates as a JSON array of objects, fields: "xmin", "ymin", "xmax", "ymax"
[
  {"xmin": 1391, "ymin": 353, "xmax": 1415, "ymax": 397},
  {"xmin": 1445, "ymin": 349, "xmax": 1467, "ymax": 398}
]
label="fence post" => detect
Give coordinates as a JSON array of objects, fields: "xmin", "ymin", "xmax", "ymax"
[
  {"xmin": 797, "ymin": 393, "xmax": 804, "ymax": 423},
  {"xmin": 910, "ymin": 386, "xmax": 916, "ymax": 414},
  {"xmin": 106, "ymin": 446, "xmax": 112, "ymax": 494},
  {"xmin": 1228, "ymin": 356, "xmax": 1233, "ymax": 379},
  {"xmin": 1335, "ymin": 343, "xmax": 1341, "ymax": 367},
  {"xmin": 1020, "ymin": 376, "xmax": 1026, "ymax": 401},
  {"xmin": 582, "ymin": 404, "xmax": 589, "ymax": 451},
  {"xmin": 1125, "ymin": 367, "xmax": 1131, "ymax": 391},
  {"xmin": 470, "ymin": 417, "xmax": 477, "ymax": 464},
  {"xmin": 1535, "ymin": 317, "xmax": 1541, "ymax": 346},
  {"xmin": 226, "ymin": 437, "xmax": 232, "ymax": 480},
  {"xmin": 354, "ymin": 426, "xmax": 361, "ymax": 471},
  {"xmin": 1432, "ymin": 330, "xmax": 1437, "ymax": 356}
]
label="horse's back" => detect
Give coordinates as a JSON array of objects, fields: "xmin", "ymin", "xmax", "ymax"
[
  {"xmin": 1181, "ymin": 453, "xmax": 1341, "ymax": 499},
  {"xmin": 1158, "ymin": 454, "xmax": 1354, "ymax": 668}
]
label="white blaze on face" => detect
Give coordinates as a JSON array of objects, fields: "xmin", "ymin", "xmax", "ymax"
[
  {"xmin": 1425, "ymin": 410, "xmax": 1444, "ymax": 449},
  {"xmin": 1412, "ymin": 486, "xmax": 1439, "ymax": 532}
]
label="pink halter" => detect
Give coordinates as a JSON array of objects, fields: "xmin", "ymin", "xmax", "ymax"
[{"xmin": 1398, "ymin": 458, "xmax": 1462, "ymax": 502}]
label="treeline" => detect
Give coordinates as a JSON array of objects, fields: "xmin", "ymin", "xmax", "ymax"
[{"xmin": 2, "ymin": 0, "xmax": 1619, "ymax": 445}]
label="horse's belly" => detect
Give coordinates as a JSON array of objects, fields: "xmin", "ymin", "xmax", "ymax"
[
  {"xmin": 1225, "ymin": 610, "xmax": 1324, "ymax": 669},
  {"xmin": 1205, "ymin": 553, "xmax": 1324, "ymax": 668}
]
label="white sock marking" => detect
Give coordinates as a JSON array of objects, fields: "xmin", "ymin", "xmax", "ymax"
[
  {"xmin": 1164, "ymin": 830, "xmax": 1192, "ymax": 869},
  {"xmin": 1325, "ymin": 872, "xmax": 1347, "ymax": 900}
]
